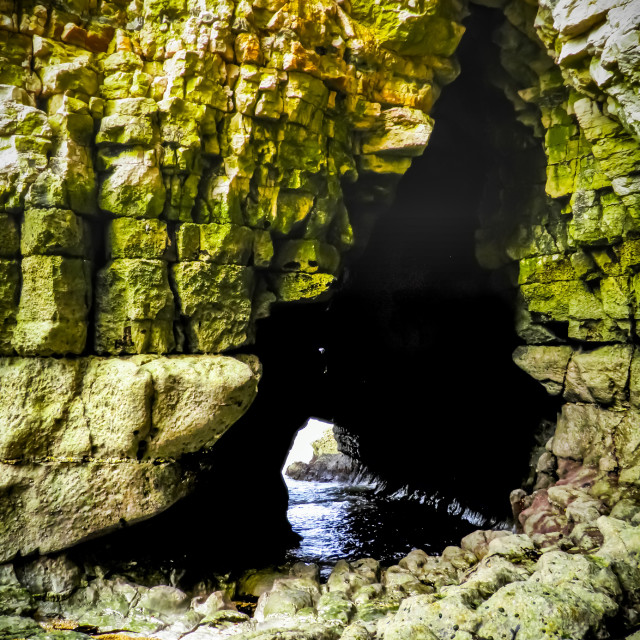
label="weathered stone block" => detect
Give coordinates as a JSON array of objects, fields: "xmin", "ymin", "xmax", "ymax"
[
  {"xmin": 0, "ymin": 214, "xmax": 18, "ymax": 258},
  {"xmin": 521, "ymin": 280, "xmax": 604, "ymax": 322},
  {"xmin": 270, "ymin": 272, "xmax": 336, "ymax": 302},
  {"xmin": 512, "ymin": 346, "xmax": 573, "ymax": 396},
  {"xmin": 360, "ymin": 108, "xmax": 433, "ymax": 157},
  {"xmin": 199, "ymin": 223, "xmax": 254, "ymax": 265},
  {"xmin": 0, "ymin": 260, "xmax": 19, "ymax": 355},
  {"xmin": 95, "ymin": 259, "xmax": 175, "ymax": 355},
  {"xmin": 600, "ymin": 276, "xmax": 631, "ymax": 320},
  {"xmin": 474, "ymin": 560, "xmax": 618, "ymax": 640},
  {"xmin": 13, "ymin": 256, "xmax": 90, "ymax": 356},
  {"xmin": 141, "ymin": 355, "xmax": 259, "ymax": 458},
  {"xmin": 175, "ymin": 223, "xmax": 200, "ymax": 261},
  {"xmin": 0, "ymin": 358, "xmax": 85, "ymax": 461},
  {"xmin": 103, "ymin": 97, "xmax": 158, "ymax": 117},
  {"xmin": 40, "ymin": 61, "xmax": 99, "ymax": 97},
  {"xmin": 358, "ymin": 154, "xmax": 413, "ymax": 175},
  {"xmin": 21, "ymin": 208, "xmax": 89, "ymax": 257},
  {"xmin": 0, "ymin": 460, "xmax": 193, "ymax": 562},
  {"xmin": 197, "ymin": 175, "xmax": 244, "ymax": 225},
  {"xmin": 0, "ymin": 134, "xmax": 51, "ymax": 213},
  {"xmin": 157, "ymin": 98, "xmax": 205, "ymax": 150},
  {"xmin": 272, "ymin": 191, "xmax": 315, "ymax": 235},
  {"xmin": 613, "ymin": 411, "xmax": 640, "ymax": 481},
  {"xmin": 177, "ymin": 223, "xmax": 254, "ymax": 264},
  {"xmin": 107, "ymin": 218, "xmax": 170, "ymax": 260},
  {"xmin": 552, "ymin": 403, "xmax": 623, "ymax": 472},
  {"xmin": 0, "ymin": 354, "xmax": 259, "ymax": 462},
  {"xmin": 172, "ymin": 262, "xmax": 255, "ymax": 353},
  {"xmin": 26, "ymin": 157, "xmax": 97, "ymax": 216},
  {"xmin": 164, "ymin": 172, "xmax": 200, "ymax": 223},
  {"xmin": 253, "ymin": 230, "xmax": 273, "ymax": 268},
  {"xmin": 564, "ymin": 345, "xmax": 633, "ymax": 406},
  {"xmin": 99, "ymin": 163, "xmax": 165, "ymax": 219},
  {"xmin": 95, "ymin": 114, "xmax": 157, "ymax": 146},
  {"xmin": 273, "ymin": 239, "xmax": 340, "ymax": 274},
  {"xmin": 518, "ymin": 254, "xmax": 576, "ymax": 285},
  {"xmin": 0, "ymin": 100, "xmax": 51, "ymax": 138}
]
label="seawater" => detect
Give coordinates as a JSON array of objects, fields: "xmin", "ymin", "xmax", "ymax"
[{"xmin": 284, "ymin": 477, "xmax": 511, "ymax": 575}]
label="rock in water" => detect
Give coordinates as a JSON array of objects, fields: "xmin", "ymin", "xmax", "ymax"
[
  {"xmin": 285, "ymin": 453, "xmax": 359, "ymax": 483},
  {"xmin": 285, "ymin": 423, "xmax": 359, "ymax": 482}
]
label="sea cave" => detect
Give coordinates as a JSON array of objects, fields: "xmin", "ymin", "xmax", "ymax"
[{"xmin": 1, "ymin": 0, "xmax": 640, "ymax": 638}]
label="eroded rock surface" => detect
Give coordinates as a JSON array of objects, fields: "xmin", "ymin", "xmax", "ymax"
[
  {"xmin": 0, "ymin": 0, "xmax": 466, "ymax": 562},
  {"xmin": 0, "ymin": 354, "xmax": 260, "ymax": 561},
  {"xmin": 3, "ymin": 0, "xmax": 640, "ymax": 636},
  {"xmin": 3, "ymin": 526, "xmax": 640, "ymax": 640},
  {"xmin": 0, "ymin": 0, "xmax": 465, "ymax": 359}
]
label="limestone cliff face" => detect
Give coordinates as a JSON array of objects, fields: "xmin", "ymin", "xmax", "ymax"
[
  {"xmin": 0, "ymin": 0, "xmax": 466, "ymax": 558},
  {"xmin": 0, "ymin": 0, "xmax": 464, "ymax": 359},
  {"xmin": 474, "ymin": 0, "xmax": 640, "ymax": 551}
]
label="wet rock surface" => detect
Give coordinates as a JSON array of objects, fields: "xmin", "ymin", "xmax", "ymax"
[
  {"xmin": 285, "ymin": 453, "xmax": 358, "ymax": 483},
  {"xmin": 3, "ymin": 0, "xmax": 640, "ymax": 637},
  {"xmin": 4, "ymin": 521, "xmax": 640, "ymax": 639}
]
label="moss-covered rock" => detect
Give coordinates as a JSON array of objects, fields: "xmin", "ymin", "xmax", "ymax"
[
  {"xmin": 270, "ymin": 272, "xmax": 336, "ymax": 303},
  {"xmin": 21, "ymin": 208, "xmax": 89, "ymax": 258},
  {"xmin": 13, "ymin": 256, "xmax": 91, "ymax": 356},
  {"xmin": 0, "ymin": 353, "xmax": 259, "ymax": 561},
  {"xmin": 172, "ymin": 262, "xmax": 255, "ymax": 353},
  {"xmin": 177, "ymin": 222, "xmax": 254, "ymax": 265},
  {"xmin": 273, "ymin": 240, "xmax": 340, "ymax": 275},
  {"xmin": 140, "ymin": 354, "xmax": 259, "ymax": 458},
  {"xmin": 0, "ymin": 214, "xmax": 19, "ymax": 258},
  {"xmin": 0, "ymin": 260, "xmax": 19, "ymax": 355},
  {"xmin": 512, "ymin": 345, "xmax": 573, "ymax": 396},
  {"xmin": 94, "ymin": 259, "xmax": 175, "ymax": 355},
  {"xmin": 107, "ymin": 218, "xmax": 170, "ymax": 260},
  {"xmin": 0, "ymin": 460, "xmax": 194, "ymax": 563},
  {"xmin": 99, "ymin": 163, "xmax": 165, "ymax": 219}
]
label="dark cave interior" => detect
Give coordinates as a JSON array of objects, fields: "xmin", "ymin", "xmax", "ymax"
[{"xmin": 72, "ymin": 6, "xmax": 560, "ymax": 583}]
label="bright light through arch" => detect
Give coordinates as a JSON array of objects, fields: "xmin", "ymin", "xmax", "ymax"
[{"xmin": 282, "ymin": 417, "xmax": 335, "ymax": 476}]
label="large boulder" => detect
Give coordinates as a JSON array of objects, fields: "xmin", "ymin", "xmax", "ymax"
[{"xmin": 0, "ymin": 354, "xmax": 260, "ymax": 561}]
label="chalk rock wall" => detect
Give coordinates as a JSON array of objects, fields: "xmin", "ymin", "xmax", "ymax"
[
  {"xmin": 476, "ymin": 0, "xmax": 640, "ymax": 551},
  {"xmin": 0, "ymin": 0, "xmax": 466, "ymax": 559}
]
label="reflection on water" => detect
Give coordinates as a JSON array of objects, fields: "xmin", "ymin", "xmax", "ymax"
[{"xmin": 284, "ymin": 478, "xmax": 508, "ymax": 575}]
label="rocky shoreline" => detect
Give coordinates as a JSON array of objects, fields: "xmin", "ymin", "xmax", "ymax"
[
  {"xmin": 285, "ymin": 452, "xmax": 360, "ymax": 483},
  {"xmin": 4, "ymin": 515, "xmax": 640, "ymax": 640}
]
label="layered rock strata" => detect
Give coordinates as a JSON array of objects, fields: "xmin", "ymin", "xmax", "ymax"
[
  {"xmin": 0, "ymin": 353, "xmax": 260, "ymax": 562},
  {"xmin": 473, "ymin": 0, "xmax": 640, "ymax": 562},
  {"xmin": 4, "ymin": 0, "xmax": 640, "ymax": 636},
  {"xmin": 0, "ymin": 0, "xmax": 464, "ymax": 359},
  {"xmin": 0, "ymin": 0, "xmax": 466, "ymax": 557}
]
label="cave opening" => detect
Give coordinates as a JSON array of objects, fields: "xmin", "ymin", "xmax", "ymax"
[
  {"xmin": 69, "ymin": 5, "xmax": 560, "ymax": 584},
  {"xmin": 267, "ymin": 3, "xmax": 560, "ymax": 571}
]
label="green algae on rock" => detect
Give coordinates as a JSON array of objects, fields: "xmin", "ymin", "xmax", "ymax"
[
  {"xmin": 2, "ymin": 0, "xmax": 640, "ymax": 637},
  {"xmin": 0, "ymin": 354, "xmax": 260, "ymax": 561},
  {"xmin": 0, "ymin": 0, "xmax": 466, "ymax": 359}
]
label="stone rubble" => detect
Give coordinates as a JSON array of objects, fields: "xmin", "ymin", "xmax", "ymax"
[{"xmin": 3, "ymin": 521, "xmax": 640, "ymax": 639}]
